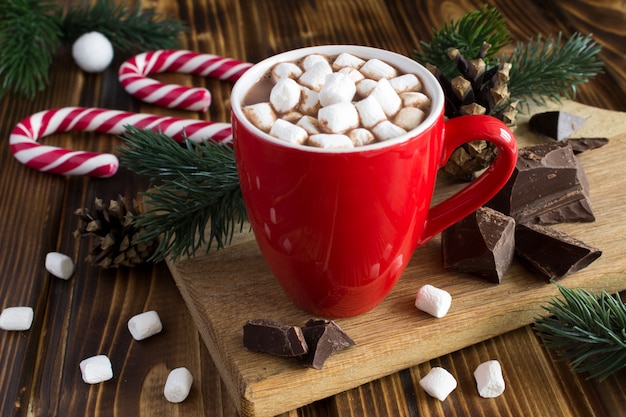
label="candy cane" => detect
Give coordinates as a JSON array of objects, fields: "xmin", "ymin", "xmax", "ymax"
[
  {"xmin": 9, "ymin": 107, "xmax": 232, "ymax": 178},
  {"xmin": 119, "ymin": 50, "xmax": 252, "ymax": 112}
]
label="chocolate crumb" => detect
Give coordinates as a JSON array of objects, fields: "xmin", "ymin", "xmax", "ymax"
[{"xmin": 300, "ymin": 319, "xmax": 356, "ymax": 369}]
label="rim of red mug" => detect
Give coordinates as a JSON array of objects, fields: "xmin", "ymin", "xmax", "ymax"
[{"xmin": 230, "ymin": 45, "xmax": 445, "ymax": 153}]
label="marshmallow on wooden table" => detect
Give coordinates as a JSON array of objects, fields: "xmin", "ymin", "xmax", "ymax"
[
  {"xmin": 242, "ymin": 102, "xmax": 276, "ymax": 132},
  {"xmin": 394, "ymin": 107, "xmax": 426, "ymax": 131},
  {"xmin": 370, "ymin": 78, "xmax": 402, "ymax": 117},
  {"xmin": 318, "ymin": 102, "xmax": 359, "ymax": 133},
  {"xmin": 128, "ymin": 310, "xmax": 163, "ymax": 341},
  {"xmin": 419, "ymin": 367, "xmax": 457, "ymax": 401},
  {"xmin": 360, "ymin": 58, "xmax": 398, "ymax": 80},
  {"xmin": 372, "ymin": 121, "xmax": 406, "ymax": 142},
  {"xmin": 164, "ymin": 367, "xmax": 194, "ymax": 403},
  {"xmin": 474, "ymin": 360, "xmax": 506, "ymax": 398},
  {"xmin": 271, "ymin": 62, "xmax": 303, "ymax": 81},
  {"xmin": 0, "ymin": 306, "xmax": 34, "ymax": 331},
  {"xmin": 299, "ymin": 60, "xmax": 332, "ymax": 91},
  {"xmin": 45, "ymin": 252, "xmax": 74, "ymax": 280},
  {"xmin": 309, "ymin": 134, "xmax": 354, "ymax": 149},
  {"xmin": 415, "ymin": 284, "xmax": 452, "ymax": 318},
  {"xmin": 355, "ymin": 95, "xmax": 387, "ymax": 128},
  {"xmin": 80, "ymin": 355, "xmax": 113, "ymax": 384},
  {"xmin": 318, "ymin": 72, "xmax": 356, "ymax": 106},
  {"xmin": 270, "ymin": 119, "xmax": 308, "ymax": 145},
  {"xmin": 332, "ymin": 52, "xmax": 365, "ymax": 70},
  {"xmin": 270, "ymin": 78, "xmax": 301, "ymax": 113}
]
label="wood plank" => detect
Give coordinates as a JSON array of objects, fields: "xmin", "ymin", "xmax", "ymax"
[{"xmin": 167, "ymin": 100, "xmax": 626, "ymax": 417}]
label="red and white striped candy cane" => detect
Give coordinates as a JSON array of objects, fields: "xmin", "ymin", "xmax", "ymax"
[
  {"xmin": 119, "ymin": 50, "xmax": 252, "ymax": 112},
  {"xmin": 10, "ymin": 107, "xmax": 232, "ymax": 178}
]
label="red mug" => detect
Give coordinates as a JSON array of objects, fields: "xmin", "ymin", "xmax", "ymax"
[{"xmin": 231, "ymin": 45, "xmax": 517, "ymax": 318}]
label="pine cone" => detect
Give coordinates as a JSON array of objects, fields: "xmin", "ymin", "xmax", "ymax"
[
  {"xmin": 73, "ymin": 196, "xmax": 156, "ymax": 269},
  {"xmin": 428, "ymin": 43, "xmax": 519, "ymax": 180}
]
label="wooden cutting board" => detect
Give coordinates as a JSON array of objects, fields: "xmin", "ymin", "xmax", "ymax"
[{"xmin": 167, "ymin": 100, "xmax": 626, "ymax": 417}]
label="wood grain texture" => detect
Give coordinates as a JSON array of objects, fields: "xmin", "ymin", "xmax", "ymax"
[{"xmin": 0, "ymin": 1, "xmax": 625, "ymax": 417}]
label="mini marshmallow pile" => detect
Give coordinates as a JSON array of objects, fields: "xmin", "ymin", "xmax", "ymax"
[{"xmin": 243, "ymin": 52, "xmax": 431, "ymax": 148}]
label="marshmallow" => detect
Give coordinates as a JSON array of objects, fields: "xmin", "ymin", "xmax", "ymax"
[
  {"xmin": 338, "ymin": 67, "xmax": 365, "ymax": 82},
  {"xmin": 415, "ymin": 284, "xmax": 452, "ymax": 318},
  {"xmin": 242, "ymin": 102, "xmax": 276, "ymax": 132},
  {"xmin": 419, "ymin": 367, "xmax": 457, "ymax": 401},
  {"xmin": 348, "ymin": 128, "xmax": 375, "ymax": 147},
  {"xmin": 318, "ymin": 72, "xmax": 356, "ymax": 106},
  {"xmin": 474, "ymin": 360, "xmax": 506, "ymax": 398},
  {"xmin": 370, "ymin": 78, "xmax": 402, "ymax": 117},
  {"xmin": 128, "ymin": 310, "xmax": 163, "ymax": 341},
  {"xmin": 271, "ymin": 62, "xmax": 303, "ymax": 81},
  {"xmin": 45, "ymin": 252, "xmax": 74, "ymax": 280},
  {"xmin": 318, "ymin": 102, "xmax": 359, "ymax": 134},
  {"xmin": 308, "ymin": 134, "xmax": 354, "ymax": 149},
  {"xmin": 298, "ymin": 86, "xmax": 321, "ymax": 115},
  {"xmin": 164, "ymin": 367, "xmax": 194, "ymax": 403},
  {"xmin": 332, "ymin": 52, "xmax": 366, "ymax": 70},
  {"xmin": 270, "ymin": 78, "xmax": 301, "ymax": 113},
  {"xmin": 372, "ymin": 120, "xmax": 406, "ymax": 142},
  {"xmin": 355, "ymin": 95, "xmax": 387, "ymax": 128},
  {"xmin": 302, "ymin": 54, "xmax": 328, "ymax": 70},
  {"xmin": 0, "ymin": 306, "xmax": 34, "ymax": 331},
  {"xmin": 393, "ymin": 107, "xmax": 426, "ymax": 131},
  {"xmin": 270, "ymin": 119, "xmax": 308, "ymax": 145},
  {"xmin": 296, "ymin": 115, "xmax": 321, "ymax": 135},
  {"xmin": 360, "ymin": 58, "xmax": 398, "ymax": 80},
  {"xmin": 400, "ymin": 91, "xmax": 431, "ymax": 110},
  {"xmin": 281, "ymin": 111, "xmax": 303, "ymax": 123},
  {"xmin": 80, "ymin": 355, "xmax": 113, "ymax": 384},
  {"xmin": 356, "ymin": 78, "xmax": 377, "ymax": 97},
  {"xmin": 389, "ymin": 73, "xmax": 421, "ymax": 93},
  {"xmin": 299, "ymin": 60, "xmax": 332, "ymax": 91}
]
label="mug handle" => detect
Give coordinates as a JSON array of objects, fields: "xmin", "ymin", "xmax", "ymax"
[{"xmin": 418, "ymin": 115, "xmax": 518, "ymax": 246}]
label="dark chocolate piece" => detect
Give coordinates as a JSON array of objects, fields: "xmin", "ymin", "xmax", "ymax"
[
  {"xmin": 243, "ymin": 319, "xmax": 308, "ymax": 357},
  {"xmin": 300, "ymin": 319, "xmax": 356, "ymax": 369},
  {"xmin": 566, "ymin": 137, "xmax": 609, "ymax": 154},
  {"xmin": 486, "ymin": 142, "xmax": 594, "ymax": 224},
  {"xmin": 515, "ymin": 223, "xmax": 601, "ymax": 281},
  {"xmin": 529, "ymin": 111, "xmax": 586, "ymax": 140},
  {"xmin": 442, "ymin": 207, "xmax": 515, "ymax": 283}
]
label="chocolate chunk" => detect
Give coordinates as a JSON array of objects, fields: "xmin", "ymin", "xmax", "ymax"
[
  {"xmin": 486, "ymin": 142, "xmax": 594, "ymax": 224},
  {"xmin": 442, "ymin": 207, "xmax": 515, "ymax": 283},
  {"xmin": 515, "ymin": 223, "xmax": 601, "ymax": 281},
  {"xmin": 529, "ymin": 111, "xmax": 586, "ymax": 140},
  {"xmin": 565, "ymin": 137, "xmax": 609, "ymax": 154},
  {"xmin": 243, "ymin": 319, "xmax": 308, "ymax": 357},
  {"xmin": 300, "ymin": 319, "xmax": 355, "ymax": 369}
]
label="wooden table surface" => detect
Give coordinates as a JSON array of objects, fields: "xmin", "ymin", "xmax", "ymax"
[{"xmin": 1, "ymin": 1, "xmax": 625, "ymax": 416}]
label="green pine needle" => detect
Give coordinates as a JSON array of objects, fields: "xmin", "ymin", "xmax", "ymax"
[
  {"xmin": 60, "ymin": 0, "xmax": 187, "ymax": 51},
  {"xmin": 534, "ymin": 283, "xmax": 626, "ymax": 381},
  {"xmin": 415, "ymin": 5, "xmax": 511, "ymax": 79},
  {"xmin": 117, "ymin": 127, "xmax": 246, "ymax": 262},
  {"xmin": 507, "ymin": 32, "xmax": 604, "ymax": 106},
  {"xmin": 0, "ymin": 0, "xmax": 62, "ymax": 99}
]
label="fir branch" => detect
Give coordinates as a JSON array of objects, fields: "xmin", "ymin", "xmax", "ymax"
[
  {"xmin": 60, "ymin": 0, "xmax": 187, "ymax": 51},
  {"xmin": 415, "ymin": 5, "xmax": 511, "ymax": 79},
  {"xmin": 507, "ymin": 32, "xmax": 604, "ymax": 106},
  {"xmin": 117, "ymin": 127, "xmax": 247, "ymax": 261},
  {"xmin": 534, "ymin": 284, "xmax": 626, "ymax": 381},
  {"xmin": 0, "ymin": 0, "xmax": 62, "ymax": 99}
]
